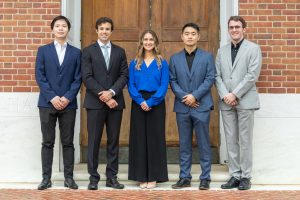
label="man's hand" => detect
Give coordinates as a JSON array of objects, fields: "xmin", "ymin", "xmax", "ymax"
[
  {"xmin": 140, "ymin": 101, "xmax": 151, "ymax": 111},
  {"xmin": 60, "ymin": 96, "xmax": 70, "ymax": 108},
  {"xmin": 106, "ymin": 99, "xmax": 118, "ymax": 109},
  {"xmin": 223, "ymin": 93, "xmax": 238, "ymax": 106},
  {"xmin": 189, "ymin": 101, "xmax": 200, "ymax": 108},
  {"xmin": 50, "ymin": 96, "xmax": 65, "ymax": 110},
  {"xmin": 182, "ymin": 94, "xmax": 197, "ymax": 107},
  {"xmin": 99, "ymin": 90, "xmax": 113, "ymax": 102}
]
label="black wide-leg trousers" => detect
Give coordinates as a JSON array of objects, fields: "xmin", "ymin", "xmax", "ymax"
[{"xmin": 128, "ymin": 92, "xmax": 168, "ymax": 182}]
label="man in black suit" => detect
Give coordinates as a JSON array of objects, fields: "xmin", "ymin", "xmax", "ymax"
[{"xmin": 81, "ymin": 17, "xmax": 128, "ymax": 190}]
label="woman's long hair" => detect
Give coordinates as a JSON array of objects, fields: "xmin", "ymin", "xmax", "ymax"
[{"xmin": 135, "ymin": 30, "xmax": 162, "ymax": 70}]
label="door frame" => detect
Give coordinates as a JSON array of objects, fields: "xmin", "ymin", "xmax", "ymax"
[{"xmin": 60, "ymin": 0, "xmax": 239, "ymax": 166}]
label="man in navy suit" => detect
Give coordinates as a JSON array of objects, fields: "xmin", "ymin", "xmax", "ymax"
[
  {"xmin": 81, "ymin": 17, "xmax": 128, "ymax": 190},
  {"xmin": 35, "ymin": 16, "xmax": 81, "ymax": 190},
  {"xmin": 169, "ymin": 23, "xmax": 215, "ymax": 190}
]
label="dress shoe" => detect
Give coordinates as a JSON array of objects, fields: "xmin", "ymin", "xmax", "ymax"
[
  {"xmin": 106, "ymin": 178, "xmax": 124, "ymax": 189},
  {"xmin": 87, "ymin": 181, "xmax": 98, "ymax": 190},
  {"xmin": 37, "ymin": 179, "xmax": 52, "ymax": 190},
  {"xmin": 238, "ymin": 178, "xmax": 251, "ymax": 190},
  {"xmin": 64, "ymin": 178, "xmax": 78, "ymax": 189},
  {"xmin": 221, "ymin": 177, "xmax": 240, "ymax": 189},
  {"xmin": 146, "ymin": 181, "xmax": 157, "ymax": 189},
  {"xmin": 171, "ymin": 178, "xmax": 191, "ymax": 189},
  {"xmin": 199, "ymin": 179, "xmax": 210, "ymax": 190}
]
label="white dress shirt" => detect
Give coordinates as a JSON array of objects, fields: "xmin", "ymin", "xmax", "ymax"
[{"xmin": 54, "ymin": 40, "xmax": 67, "ymax": 65}]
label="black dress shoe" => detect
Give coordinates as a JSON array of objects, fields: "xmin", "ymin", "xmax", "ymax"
[
  {"xmin": 106, "ymin": 178, "xmax": 124, "ymax": 189},
  {"xmin": 199, "ymin": 179, "xmax": 210, "ymax": 190},
  {"xmin": 88, "ymin": 181, "xmax": 98, "ymax": 190},
  {"xmin": 64, "ymin": 178, "xmax": 78, "ymax": 189},
  {"xmin": 221, "ymin": 177, "xmax": 240, "ymax": 189},
  {"xmin": 171, "ymin": 178, "xmax": 191, "ymax": 189},
  {"xmin": 37, "ymin": 179, "xmax": 52, "ymax": 190},
  {"xmin": 238, "ymin": 178, "xmax": 251, "ymax": 190}
]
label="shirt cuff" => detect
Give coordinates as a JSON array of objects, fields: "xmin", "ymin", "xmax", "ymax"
[{"xmin": 109, "ymin": 89, "xmax": 116, "ymax": 97}]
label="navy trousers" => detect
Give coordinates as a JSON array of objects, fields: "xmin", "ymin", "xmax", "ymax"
[{"xmin": 176, "ymin": 110, "xmax": 211, "ymax": 180}]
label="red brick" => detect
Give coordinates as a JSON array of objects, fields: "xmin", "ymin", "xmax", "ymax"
[
  {"xmin": 287, "ymin": 88, "xmax": 296, "ymax": 93},
  {"xmin": 273, "ymin": 82, "xmax": 281, "ymax": 87},
  {"xmin": 268, "ymin": 76, "xmax": 286, "ymax": 81},
  {"xmin": 256, "ymin": 82, "xmax": 272, "ymax": 87},
  {"xmin": 13, "ymin": 51, "xmax": 32, "ymax": 57},
  {"xmin": 254, "ymin": 9, "xmax": 272, "ymax": 15},
  {"xmin": 27, "ymin": 33, "xmax": 46, "ymax": 38},
  {"xmin": 268, "ymin": 88, "xmax": 286, "ymax": 93},
  {"xmin": 3, "ymin": 87, "xmax": 13, "ymax": 92},
  {"xmin": 0, "ymin": 81, "xmax": 17, "ymax": 86},
  {"xmin": 273, "ymin": 9, "xmax": 282, "ymax": 15},
  {"xmin": 13, "ymin": 86, "xmax": 31, "ymax": 92},
  {"xmin": 42, "ymin": 3, "xmax": 60, "ymax": 8},
  {"xmin": 282, "ymin": 22, "xmax": 300, "ymax": 27},
  {"xmin": 283, "ymin": 82, "xmax": 300, "ymax": 87},
  {"xmin": 0, "ymin": 57, "xmax": 17, "ymax": 62},
  {"xmin": 273, "ymin": 70, "xmax": 282, "ymax": 75},
  {"xmin": 268, "ymin": 4, "xmax": 286, "ymax": 9},
  {"xmin": 282, "ymin": 10, "xmax": 300, "ymax": 15},
  {"xmin": 268, "ymin": 16, "xmax": 286, "ymax": 21},
  {"xmin": 15, "ymin": 3, "xmax": 33, "ymax": 8},
  {"xmin": 0, "ymin": 8, "xmax": 17, "ymax": 14}
]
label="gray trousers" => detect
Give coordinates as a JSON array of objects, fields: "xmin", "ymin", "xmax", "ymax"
[{"xmin": 221, "ymin": 108, "xmax": 254, "ymax": 179}]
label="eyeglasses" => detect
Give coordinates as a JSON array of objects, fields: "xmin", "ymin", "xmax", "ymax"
[{"xmin": 229, "ymin": 26, "xmax": 242, "ymax": 30}]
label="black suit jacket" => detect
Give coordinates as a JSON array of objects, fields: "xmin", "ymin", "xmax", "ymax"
[{"xmin": 81, "ymin": 42, "xmax": 128, "ymax": 110}]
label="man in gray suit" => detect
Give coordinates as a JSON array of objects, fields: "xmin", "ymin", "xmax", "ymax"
[{"xmin": 215, "ymin": 16, "xmax": 262, "ymax": 190}]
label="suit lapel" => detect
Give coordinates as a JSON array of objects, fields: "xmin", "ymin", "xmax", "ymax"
[
  {"xmin": 60, "ymin": 44, "xmax": 71, "ymax": 71},
  {"xmin": 94, "ymin": 42, "xmax": 108, "ymax": 71},
  {"xmin": 178, "ymin": 50, "xmax": 191, "ymax": 78},
  {"xmin": 49, "ymin": 42, "xmax": 60, "ymax": 69},
  {"xmin": 232, "ymin": 39, "xmax": 249, "ymax": 70},
  {"xmin": 190, "ymin": 49, "xmax": 201, "ymax": 77},
  {"xmin": 225, "ymin": 44, "xmax": 232, "ymax": 69},
  {"xmin": 107, "ymin": 43, "xmax": 115, "ymax": 72}
]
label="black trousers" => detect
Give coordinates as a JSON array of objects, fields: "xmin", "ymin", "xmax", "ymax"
[
  {"xmin": 128, "ymin": 92, "xmax": 168, "ymax": 182},
  {"xmin": 39, "ymin": 107, "xmax": 76, "ymax": 180},
  {"xmin": 86, "ymin": 108, "xmax": 123, "ymax": 182}
]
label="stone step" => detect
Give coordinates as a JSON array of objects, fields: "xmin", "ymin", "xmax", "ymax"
[{"xmin": 52, "ymin": 164, "xmax": 229, "ymax": 182}]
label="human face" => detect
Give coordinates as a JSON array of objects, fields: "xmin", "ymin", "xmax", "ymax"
[
  {"xmin": 181, "ymin": 27, "xmax": 200, "ymax": 47},
  {"xmin": 96, "ymin": 22, "xmax": 112, "ymax": 44},
  {"xmin": 142, "ymin": 33, "xmax": 155, "ymax": 52},
  {"xmin": 52, "ymin": 19, "xmax": 69, "ymax": 40},
  {"xmin": 228, "ymin": 20, "xmax": 245, "ymax": 44}
]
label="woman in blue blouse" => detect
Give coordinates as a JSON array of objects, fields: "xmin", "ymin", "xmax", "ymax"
[{"xmin": 128, "ymin": 30, "xmax": 169, "ymax": 189}]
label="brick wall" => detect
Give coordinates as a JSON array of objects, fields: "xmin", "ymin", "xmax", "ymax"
[
  {"xmin": 0, "ymin": 0, "xmax": 61, "ymax": 92},
  {"xmin": 239, "ymin": 0, "xmax": 300, "ymax": 93}
]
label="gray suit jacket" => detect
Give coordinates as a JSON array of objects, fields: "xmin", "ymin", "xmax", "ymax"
[
  {"xmin": 215, "ymin": 39, "xmax": 262, "ymax": 110},
  {"xmin": 169, "ymin": 49, "xmax": 215, "ymax": 113}
]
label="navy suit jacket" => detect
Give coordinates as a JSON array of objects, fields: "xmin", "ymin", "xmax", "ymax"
[
  {"xmin": 169, "ymin": 48, "xmax": 216, "ymax": 113},
  {"xmin": 35, "ymin": 42, "xmax": 82, "ymax": 109}
]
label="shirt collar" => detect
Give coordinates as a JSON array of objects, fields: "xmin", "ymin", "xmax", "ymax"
[
  {"xmin": 184, "ymin": 48, "xmax": 197, "ymax": 56},
  {"xmin": 231, "ymin": 38, "xmax": 244, "ymax": 49},
  {"xmin": 54, "ymin": 40, "xmax": 67, "ymax": 48},
  {"xmin": 97, "ymin": 40, "xmax": 111, "ymax": 48}
]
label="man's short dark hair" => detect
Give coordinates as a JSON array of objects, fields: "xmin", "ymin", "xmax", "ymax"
[
  {"xmin": 95, "ymin": 17, "xmax": 114, "ymax": 31},
  {"xmin": 182, "ymin": 22, "xmax": 200, "ymax": 33},
  {"xmin": 51, "ymin": 15, "xmax": 71, "ymax": 30},
  {"xmin": 228, "ymin": 16, "xmax": 247, "ymax": 28}
]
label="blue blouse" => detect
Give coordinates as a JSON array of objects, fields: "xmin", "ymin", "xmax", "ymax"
[{"xmin": 128, "ymin": 59, "xmax": 169, "ymax": 107}]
